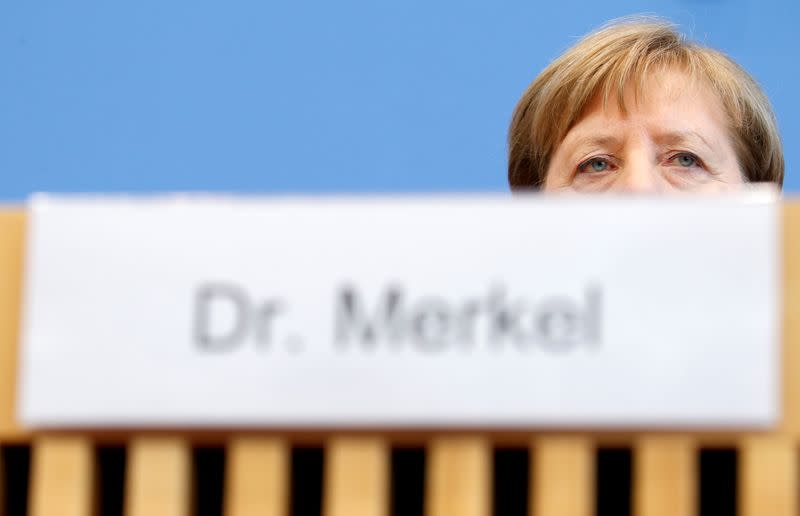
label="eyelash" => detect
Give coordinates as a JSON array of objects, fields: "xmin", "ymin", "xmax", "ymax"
[{"xmin": 576, "ymin": 152, "xmax": 705, "ymax": 174}]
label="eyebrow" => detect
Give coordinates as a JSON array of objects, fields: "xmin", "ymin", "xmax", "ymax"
[
  {"xmin": 564, "ymin": 130, "xmax": 717, "ymax": 155},
  {"xmin": 653, "ymin": 130, "xmax": 715, "ymax": 152},
  {"xmin": 563, "ymin": 135, "xmax": 623, "ymax": 154}
]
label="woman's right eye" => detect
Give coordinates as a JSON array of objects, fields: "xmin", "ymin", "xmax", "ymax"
[{"xmin": 577, "ymin": 157, "xmax": 614, "ymax": 173}]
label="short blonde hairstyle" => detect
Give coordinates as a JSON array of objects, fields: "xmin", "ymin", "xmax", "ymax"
[{"xmin": 508, "ymin": 18, "xmax": 784, "ymax": 190}]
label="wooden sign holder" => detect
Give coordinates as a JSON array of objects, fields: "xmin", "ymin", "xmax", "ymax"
[{"xmin": 1, "ymin": 206, "xmax": 798, "ymax": 516}]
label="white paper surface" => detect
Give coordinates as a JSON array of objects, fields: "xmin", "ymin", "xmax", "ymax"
[{"xmin": 18, "ymin": 192, "xmax": 781, "ymax": 428}]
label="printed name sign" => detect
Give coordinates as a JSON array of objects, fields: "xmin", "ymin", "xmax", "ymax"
[{"xmin": 19, "ymin": 192, "xmax": 780, "ymax": 428}]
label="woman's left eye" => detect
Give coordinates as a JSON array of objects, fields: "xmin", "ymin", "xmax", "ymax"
[{"xmin": 671, "ymin": 152, "xmax": 700, "ymax": 168}]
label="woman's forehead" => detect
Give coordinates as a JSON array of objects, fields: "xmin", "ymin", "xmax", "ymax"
[{"xmin": 564, "ymin": 70, "xmax": 730, "ymax": 142}]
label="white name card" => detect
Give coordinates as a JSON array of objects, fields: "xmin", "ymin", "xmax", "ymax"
[{"xmin": 19, "ymin": 192, "xmax": 780, "ymax": 428}]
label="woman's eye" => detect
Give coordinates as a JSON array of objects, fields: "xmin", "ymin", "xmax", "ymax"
[
  {"xmin": 672, "ymin": 153, "xmax": 700, "ymax": 168},
  {"xmin": 579, "ymin": 157, "xmax": 611, "ymax": 173}
]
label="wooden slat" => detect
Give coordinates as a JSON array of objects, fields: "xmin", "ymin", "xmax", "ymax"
[
  {"xmin": 532, "ymin": 436, "xmax": 592, "ymax": 516},
  {"xmin": 125, "ymin": 437, "xmax": 191, "ymax": 516},
  {"xmin": 29, "ymin": 436, "xmax": 94, "ymax": 516},
  {"xmin": 426, "ymin": 436, "xmax": 490, "ymax": 516},
  {"xmin": 225, "ymin": 437, "xmax": 289, "ymax": 516},
  {"xmin": 783, "ymin": 203, "xmax": 800, "ymax": 434},
  {"xmin": 739, "ymin": 436, "xmax": 797, "ymax": 516},
  {"xmin": 634, "ymin": 435, "xmax": 695, "ymax": 516},
  {"xmin": 0, "ymin": 211, "xmax": 25, "ymax": 438},
  {"xmin": 324, "ymin": 436, "xmax": 388, "ymax": 516}
]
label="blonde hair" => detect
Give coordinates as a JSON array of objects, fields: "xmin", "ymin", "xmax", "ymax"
[{"xmin": 508, "ymin": 18, "xmax": 784, "ymax": 189}]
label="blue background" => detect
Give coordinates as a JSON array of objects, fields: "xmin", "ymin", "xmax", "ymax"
[{"xmin": 1, "ymin": 0, "xmax": 797, "ymax": 199}]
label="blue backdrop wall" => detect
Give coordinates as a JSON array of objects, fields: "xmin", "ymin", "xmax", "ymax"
[{"xmin": 1, "ymin": 0, "xmax": 798, "ymax": 199}]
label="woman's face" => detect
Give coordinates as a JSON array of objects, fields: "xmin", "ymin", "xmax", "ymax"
[{"xmin": 544, "ymin": 71, "xmax": 744, "ymax": 193}]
